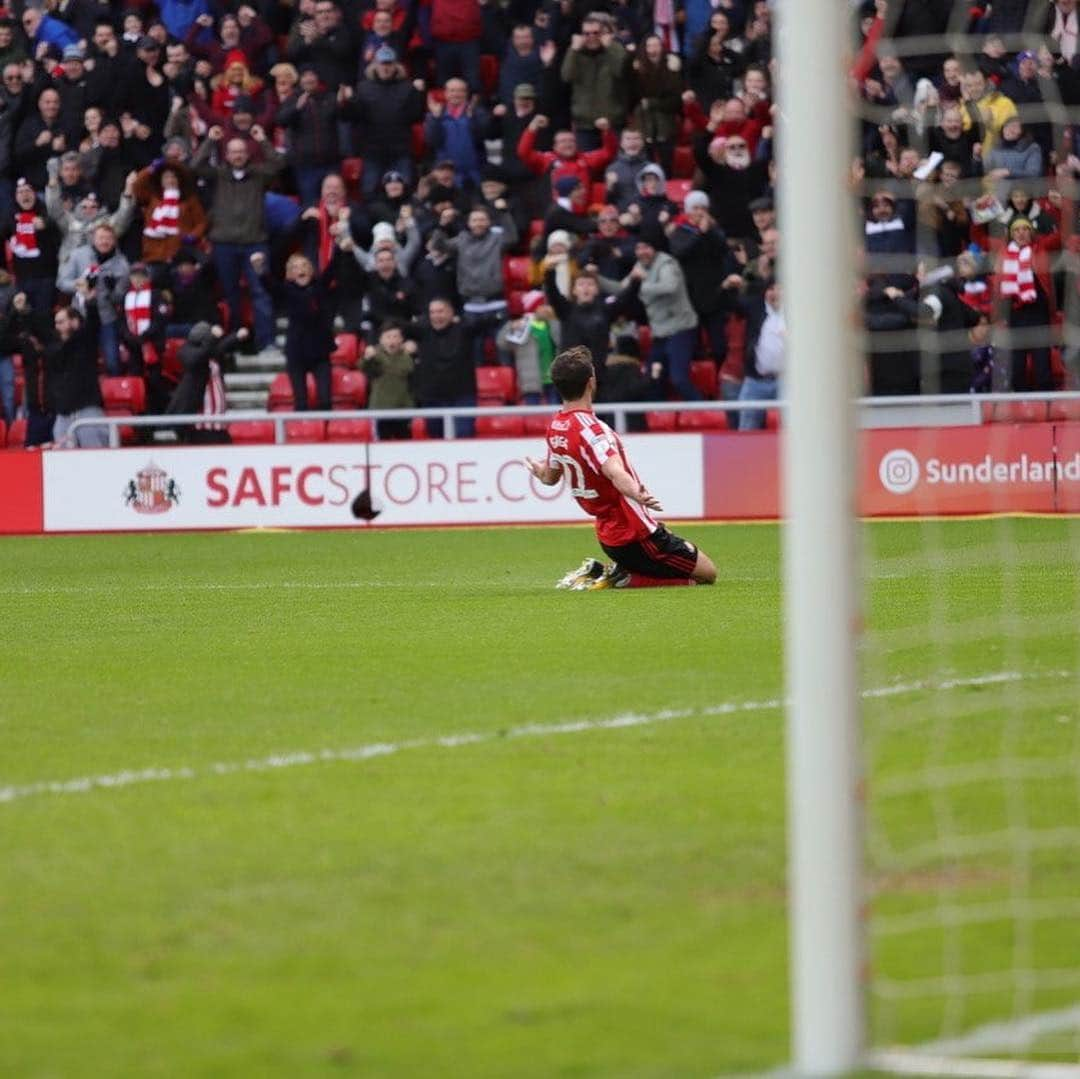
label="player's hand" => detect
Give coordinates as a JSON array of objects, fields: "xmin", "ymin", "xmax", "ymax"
[
  {"xmin": 636, "ymin": 485, "xmax": 662, "ymax": 511},
  {"xmin": 524, "ymin": 455, "xmax": 549, "ymax": 481}
]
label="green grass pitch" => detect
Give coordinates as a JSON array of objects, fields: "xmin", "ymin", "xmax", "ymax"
[{"xmin": 1, "ymin": 519, "xmax": 1078, "ymax": 1078}]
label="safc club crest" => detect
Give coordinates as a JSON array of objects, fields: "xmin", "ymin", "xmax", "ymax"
[{"xmin": 123, "ymin": 462, "xmax": 180, "ymax": 515}]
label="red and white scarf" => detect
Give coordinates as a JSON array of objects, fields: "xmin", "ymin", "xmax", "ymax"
[
  {"xmin": 144, "ymin": 187, "xmax": 181, "ymax": 239},
  {"xmin": 11, "ymin": 211, "xmax": 40, "ymax": 259},
  {"xmin": 1000, "ymin": 242, "xmax": 1037, "ymax": 306},
  {"xmin": 198, "ymin": 359, "xmax": 226, "ymax": 431},
  {"xmin": 125, "ymin": 287, "xmax": 152, "ymax": 335}
]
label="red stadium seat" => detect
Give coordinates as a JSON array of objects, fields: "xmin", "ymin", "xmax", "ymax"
[
  {"xmin": 638, "ymin": 325, "xmax": 652, "ymax": 359},
  {"xmin": 523, "ymin": 412, "xmax": 554, "ymax": 435},
  {"xmin": 723, "ymin": 315, "xmax": 746, "ymax": 380},
  {"xmin": 476, "ymin": 365, "xmax": 517, "ymax": 406},
  {"xmin": 162, "ymin": 337, "xmax": 184, "ymax": 382},
  {"xmin": 665, "ymin": 179, "xmax": 692, "ymax": 205},
  {"xmin": 6, "ymin": 417, "xmax": 26, "ymax": 449},
  {"xmin": 988, "ymin": 401, "xmax": 1049, "ymax": 424},
  {"xmin": 285, "ymin": 419, "xmax": 326, "ymax": 443},
  {"xmin": 475, "ymin": 413, "xmax": 525, "ymax": 438},
  {"xmin": 410, "ymin": 416, "xmax": 430, "ymax": 440},
  {"xmin": 268, "ymin": 372, "xmax": 317, "ymax": 411},
  {"xmin": 672, "ymin": 144, "xmax": 695, "ymax": 179},
  {"xmin": 508, "ymin": 289, "xmax": 525, "ymax": 317},
  {"xmin": 99, "ymin": 376, "xmax": 147, "ymax": 414},
  {"xmin": 410, "ymin": 122, "xmax": 426, "ymax": 160},
  {"xmin": 330, "ymin": 333, "xmax": 360, "ymax": 367},
  {"xmin": 0, "ymin": 418, "xmax": 6, "ymax": 448},
  {"xmin": 645, "ymin": 410, "xmax": 677, "ymax": 431},
  {"xmin": 326, "ymin": 418, "xmax": 374, "ymax": 442},
  {"xmin": 689, "ymin": 360, "xmax": 718, "ymax": 400},
  {"xmin": 1049, "ymin": 399, "xmax": 1080, "ymax": 422},
  {"xmin": 331, "ymin": 367, "xmax": 367, "ymax": 409},
  {"xmin": 479, "ymin": 54, "xmax": 499, "ymax": 97},
  {"xmin": 341, "ymin": 157, "xmax": 364, "ymax": 199},
  {"xmin": 765, "ymin": 409, "xmax": 781, "ymax": 430},
  {"xmin": 503, "ymin": 255, "xmax": 532, "ymax": 290},
  {"xmin": 677, "ymin": 409, "xmax": 728, "ymax": 431},
  {"xmin": 229, "ymin": 420, "xmax": 276, "ymax": 444}
]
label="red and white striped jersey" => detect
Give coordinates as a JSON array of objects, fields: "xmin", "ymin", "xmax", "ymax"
[{"xmin": 545, "ymin": 408, "xmax": 657, "ymax": 547}]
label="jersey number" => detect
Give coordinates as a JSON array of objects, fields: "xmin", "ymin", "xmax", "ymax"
[{"xmin": 550, "ymin": 453, "xmax": 598, "ymax": 499}]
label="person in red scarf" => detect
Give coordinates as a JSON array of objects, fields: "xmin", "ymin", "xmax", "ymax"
[
  {"xmin": 118, "ymin": 261, "xmax": 173, "ymax": 412},
  {"xmin": 297, "ymin": 172, "xmax": 369, "ymax": 332},
  {"xmin": 130, "ymin": 160, "xmax": 208, "ymax": 281},
  {"xmin": 993, "ymin": 215, "xmax": 1059, "ymax": 391},
  {"xmin": 4, "ymin": 177, "xmax": 60, "ymax": 327}
]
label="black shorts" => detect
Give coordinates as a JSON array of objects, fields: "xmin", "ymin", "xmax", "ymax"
[{"xmin": 601, "ymin": 525, "xmax": 699, "ymax": 580}]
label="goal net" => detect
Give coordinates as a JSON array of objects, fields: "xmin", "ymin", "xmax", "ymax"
[{"xmin": 780, "ymin": 1, "xmax": 1080, "ymax": 1075}]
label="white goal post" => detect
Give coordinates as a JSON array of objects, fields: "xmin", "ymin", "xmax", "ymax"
[{"xmin": 777, "ymin": 0, "xmax": 864, "ymax": 1074}]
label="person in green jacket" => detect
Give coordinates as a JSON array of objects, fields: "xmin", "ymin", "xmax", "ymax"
[{"xmin": 362, "ymin": 321, "xmax": 416, "ymax": 440}]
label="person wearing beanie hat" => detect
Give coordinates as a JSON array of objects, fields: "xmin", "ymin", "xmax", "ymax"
[
  {"xmin": 623, "ymin": 232, "xmax": 700, "ymax": 401},
  {"xmin": 538, "ymin": 228, "xmax": 579, "ymax": 298},
  {"xmin": 339, "ymin": 212, "xmax": 421, "ymax": 277},
  {"xmin": 165, "ymin": 319, "xmax": 248, "ymax": 444},
  {"xmin": 984, "ymin": 114, "xmax": 1042, "ymax": 199},
  {"xmin": 668, "ymin": 187, "xmax": 743, "ymax": 369},
  {"xmin": 539, "ymin": 173, "xmax": 594, "ymax": 248},
  {"xmin": 338, "ymin": 40, "xmax": 425, "ymax": 198},
  {"xmin": 497, "ymin": 287, "xmax": 560, "ymax": 404},
  {"xmin": 209, "ymin": 47, "xmax": 263, "ymax": 120}
]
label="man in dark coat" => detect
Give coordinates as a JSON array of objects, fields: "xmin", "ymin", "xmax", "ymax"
[
  {"xmin": 410, "ymin": 296, "xmax": 478, "ymax": 437},
  {"xmin": 339, "ymin": 47, "xmax": 425, "ymax": 198}
]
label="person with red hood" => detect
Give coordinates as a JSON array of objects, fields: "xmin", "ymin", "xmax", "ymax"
[
  {"xmin": 210, "ymin": 48, "xmax": 264, "ymax": 120},
  {"xmin": 517, "ymin": 114, "xmax": 616, "ymax": 214},
  {"xmin": 684, "ymin": 94, "xmax": 764, "ymax": 154}
]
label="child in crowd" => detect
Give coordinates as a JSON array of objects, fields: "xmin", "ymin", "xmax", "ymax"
[
  {"xmin": 118, "ymin": 261, "xmax": 172, "ymax": 412},
  {"xmin": 496, "ymin": 290, "xmax": 560, "ymax": 404},
  {"xmin": 361, "ymin": 321, "xmax": 416, "ymax": 440}
]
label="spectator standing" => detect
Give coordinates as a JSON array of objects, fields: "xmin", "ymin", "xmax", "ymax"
[
  {"xmin": 286, "ymin": 1, "xmax": 355, "ymax": 92},
  {"xmin": 339, "ymin": 46, "xmax": 425, "ymax": 198},
  {"xmin": 498, "ymin": 25, "xmax": 545, "ymax": 107},
  {"xmin": 605, "ymin": 128, "xmax": 651, "ymax": 210},
  {"xmin": 984, "ymin": 115, "xmax": 1043, "ymax": 198},
  {"xmin": 411, "ymin": 296, "xmax": 478, "ymax": 438},
  {"xmin": 994, "ymin": 216, "xmax": 1057, "ymax": 391},
  {"xmin": 47, "ymin": 284, "xmax": 107, "ymax": 447},
  {"xmin": 631, "ymin": 35, "xmax": 684, "ymax": 176},
  {"xmin": 277, "ymin": 65, "xmax": 340, "ymax": 206},
  {"xmin": 543, "ymin": 269, "xmax": 619, "ymax": 386},
  {"xmin": 622, "ymin": 234, "xmax": 701, "ymax": 402},
  {"xmin": 517, "ymin": 115, "xmax": 616, "ymax": 209},
  {"xmin": 56, "ymin": 221, "xmax": 130, "ymax": 375},
  {"xmin": 5, "ymin": 176, "xmax": 59, "ymax": 321},
  {"xmin": 130, "ymin": 160, "xmax": 208, "ymax": 277},
  {"xmin": 432, "ymin": 204, "xmax": 517, "ymax": 362},
  {"xmin": 117, "ymin": 261, "xmax": 172, "ymax": 411},
  {"xmin": 19, "ymin": 6, "xmax": 79, "ymax": 56},
  {"xmin": 496, "ymin": 289, "xmax": 560, "ymax": 404},
  {"xmin": 252, "ymin": 249, "xmax": 337, "ymax": 411},
  {"xmin": 737, "ymin": 278, "xmax": 785, "ymax": 430},
  {"xmin": 48, "ymin": 169, "xmax": 137, "ymax": 275},
  {"xmin": 560, "ymin": 13, "xmax": 629, "ymax": 150},
  {"xmin": 192, "ymin": 124, "xmax": 284, "ymax": 355},
  {"xmin": 362, "ymin": 321, "xmax": 416, "ymax": 440},
  {"xmin": 14, "ymin": 86, "xmax": 67, "ymax": 192},
  {"xmin": 114, "ymin": 37, "xmax": 172, "ymax": 171},
  {"xmin": 423, "ymin": 78, "xmax": 489, "ymax": 188},
  {"xmin": 668, "ymin": 190, "xmax": 744, "ymax": 366},
  {"xmin": 165, "ymin": 321, "xmax": 248, "ymax": 443},
  {"xmin": 430, "ymin": 0, "xmax": 483, "ymax": 92}
]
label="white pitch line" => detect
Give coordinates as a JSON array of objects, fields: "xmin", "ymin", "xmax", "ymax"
[{"xmin": 0, "ymin": 670, "xmax": 1071, "ymax": 808}]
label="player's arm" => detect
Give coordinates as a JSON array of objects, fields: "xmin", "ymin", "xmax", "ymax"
[
  {"xmin": 525, "ymin": 455, "xmax": 562, "ymax": 485},
  {"xmin": 601, "ymin": 456, "xmax": 663, "ymax": 511}
]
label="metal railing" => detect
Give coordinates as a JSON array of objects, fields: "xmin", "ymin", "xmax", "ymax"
[{"xmin": 64, "ymin": 391, "xmax": 1080, "ymax": 447}]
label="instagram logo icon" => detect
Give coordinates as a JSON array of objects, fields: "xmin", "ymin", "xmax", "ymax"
[{"xmin": 879, "ymin": 449, "xmax": 920, "ymax": 495}]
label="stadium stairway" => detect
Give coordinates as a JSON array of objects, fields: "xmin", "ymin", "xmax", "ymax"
[{"xmin": 222, "ymin": 316, "xmax": 288, "ymax": 410}]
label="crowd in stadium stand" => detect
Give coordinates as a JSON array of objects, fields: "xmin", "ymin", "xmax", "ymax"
[{"xmin": 0, "ymin": 0, "xmax": 1078, "ymax": 448}]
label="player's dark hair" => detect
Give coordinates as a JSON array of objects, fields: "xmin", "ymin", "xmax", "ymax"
[{"xmin": 550, "ymin": 346, "xmax": 595, "ymax": 401}]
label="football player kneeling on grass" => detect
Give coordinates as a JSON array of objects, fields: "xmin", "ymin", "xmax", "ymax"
[{"xmin": 525, "ymin": 345, "xmax": 717, "ymax": 590}]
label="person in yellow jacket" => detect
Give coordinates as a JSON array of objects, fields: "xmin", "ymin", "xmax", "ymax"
[{"xmin": 960, "ymin": 68, "xmax": 1016, "ymax": 158}]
